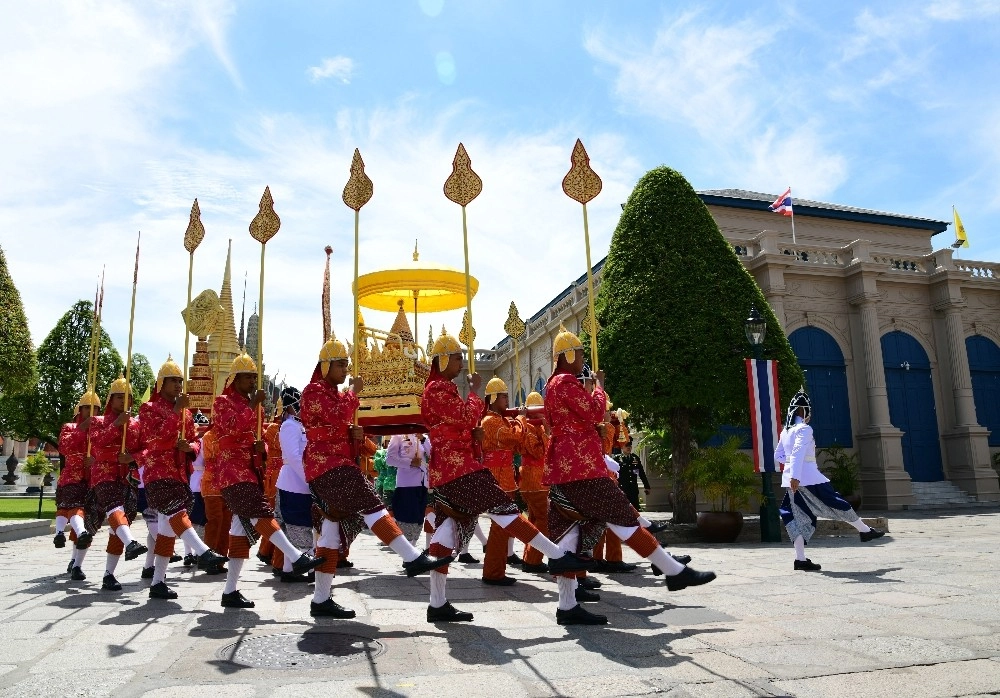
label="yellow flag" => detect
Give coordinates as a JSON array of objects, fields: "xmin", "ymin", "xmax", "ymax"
[
  {"xmin": 953, "ymin": 206, "xmax": 970, "ymax": 249},
  {"xmin": 139, "ymin": 383, "xmax": 151, "ymax": 404}
]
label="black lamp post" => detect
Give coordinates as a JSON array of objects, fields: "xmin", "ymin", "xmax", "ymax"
[{"xmin": 745, "ymin": 304, "xmax": 782, "ymax": 543}]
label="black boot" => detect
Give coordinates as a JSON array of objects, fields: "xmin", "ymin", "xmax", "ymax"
[
  {"xmin": 74, "ymin": 531, "xmax": 93, "ymax": 550},
  {"xmin": 53, "ymin": 532, "xmax": 66, "ymax": 548},
  {"xmin": 149, "ymin": 582, "xmax": 177, "ymax": 599},
  {"xmin": 124, "ymin": 540, "xmax": 147, "ymax": 561},
  {"xmin": 457, "ymin": 552, "xmax": 480, "ymax": 564},
  {"xmin": 860, "ymin": 528, "xmax": 885, "ymax": 542},
  {"xmin": 311, "ymin": 599, "xmax": 357, "ymax": 618},
  {"xmin": 427, "ymin": 602, "xmax": 473, "ymax": 623},
  {"xmin": 403, "ymin": 551, "xmax": 454, "ymax": 577},
  {"xmin": 794, "ymin": 558, "xmax": 822, "ymax": 572},
  {"xmin": 291, "ymin": 553, "xmax": 326, "ymax": 575},
  {"xmin": 575, "ymin": 587, "xmax": 600, "ymax": 603},
  {"xmin": 556, "ymin": 604, "xmax": 608, "ymax": 625},
  {"xmin": 547, "ymin": 552, "xmax": 595, "ymax": 575},
  {"xmin": 102, "ymin": 573, "xmax": 122, "ymax": 591},
  {"xmin": 221, "ymin": 590, "xmax": 255, "ymax": 608},
  {"xmin": 197, "ymin": 549, "xmax": 228, "ymax": 571},
  {"xmin": 665, "ymin": 567, "xmax": 717, "ymax": 591},
  {"xmin": 140, "ymin": 566, "xmax": 154, "ymax": 579},
  {"xmin": 70, "ymin": 566, "xmax": 86, "ymax": 581}
]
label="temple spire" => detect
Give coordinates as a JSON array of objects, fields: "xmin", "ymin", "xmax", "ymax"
[{"xmin": 208, "ymin": 239, "xmax": 241, "ymax": 389}]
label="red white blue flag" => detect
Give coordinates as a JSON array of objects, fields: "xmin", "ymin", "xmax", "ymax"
[
  {"xmin": 769, "ymin": 188, "xmax": 793, "ymax": 217},
  {"xmin": 746, "ymin": 359, "xmax": 781, "ymax": 473}
]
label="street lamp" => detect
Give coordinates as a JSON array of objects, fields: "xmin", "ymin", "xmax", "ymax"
[{"xmin": 745, "ymin": 303, "xmax": 782, "ymax": 543}]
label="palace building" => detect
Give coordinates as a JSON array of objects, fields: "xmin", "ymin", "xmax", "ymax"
[{"xmin": 478, "ymin": 190, "xmax": 1000, "ymax": 511}]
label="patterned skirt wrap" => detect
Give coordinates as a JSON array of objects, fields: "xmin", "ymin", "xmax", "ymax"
[
  {"xmin": 55, "ymin": 482, "xmax": 89, "ymax": 510},
  {"xmin": 548, "ymin": 477, "xmax": 640, "ymax": 553},
  {"xmin": 82, "ymin": 488, "xmax": 102, "ymax": 535},
  {"xmin": 432, "ymin": 468, "xmax": 519, "ymax": 554},
  {"xmin": 309, "ymin": 466, "xmax": 383, "ymax": 553},
  {"xmin": 144, "ymin": 479, "xmax": 194, "ymax": 518},
  {"xmin": 275, "ymin": 490, "xmax": 314, "ymax": 551},
  {"xmin": 92, "ymin": 480, "xmax": 137, "ymax": 523},
  {"xmin": 780, "ymin": 482, "xmax": 858, "ymax": 543},
  {"xmin": 221, "ymin": 481, "xmax": 274, "ymax": 546}
]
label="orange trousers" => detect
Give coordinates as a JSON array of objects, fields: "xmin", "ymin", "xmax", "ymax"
[
  {"xmin": 519, "ymin": 489, "xmax": 549, "ymax": 566},
  {"xmin": 258, "ymin": 495, "xmax": 276, "ymax": 561},
  {"xmin": 593, "ymin": 530, "xmax": 622, "ymax": 563},
  {"xmin": 203, "ymin": 495, "xmax": 231, "ymax": 557}
]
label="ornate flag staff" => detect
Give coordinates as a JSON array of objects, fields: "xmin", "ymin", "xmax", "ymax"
[
  {"xmin": 180, "ymin": 200, "xmax": 206, "ymax": 438},
  {"xmin": 444, "ymin": 143, "xmax": 483, "ymax": 373},
  {"xmin": 249, "ymin": 187, "xmax": 281, "ymax": 439},
  {"xmin": 322, "ymin": 245, "xmax": 333, "ymax": 345},
  {"xmin": 562, "ymin": 139, "xmax": 603, "ymax": 370},
  {"xmin": 342, "ymin": 149, "xmax": 373, "ymax": 390},
  {"xmin": 504, "ymin": 302, "xmax": 526, "ymax": 404},
  {"xmin": 120, "ymin": 233, "xmax": 141, "ymax": 454}
]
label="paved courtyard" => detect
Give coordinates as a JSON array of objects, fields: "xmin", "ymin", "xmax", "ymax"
[{"xmin": 1, "ymin": 511, "xmax": 999, "ymax": 697}]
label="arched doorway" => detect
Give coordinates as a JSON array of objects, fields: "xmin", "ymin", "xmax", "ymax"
[
  {"xmin": 788, "ymin": 327, "xmax": 853, "ymax": 448},
  {"xmin": 881, "ymin": 331, "xmax": 943, "ymax": 481},
  {"xmin": 967, "ymin": 335, "xmax": 1000, "ymax": 446}
]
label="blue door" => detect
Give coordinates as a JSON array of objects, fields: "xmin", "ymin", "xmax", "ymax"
[
  {"xmin": 967, "ymin": 336, "xmax": 1000, "ymax": 446},
  {"xmin": 789, "ymin": 327, "xmax": 853, "ymax": 448},
  {"xmin": 881, "ymin": 331, "xmax": 943, "ymax": 481}
]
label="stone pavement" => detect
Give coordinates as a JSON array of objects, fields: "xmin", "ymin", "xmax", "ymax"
[{"xmin": 1, "ymin": 511, "xmax": 999, "ymax": 698}]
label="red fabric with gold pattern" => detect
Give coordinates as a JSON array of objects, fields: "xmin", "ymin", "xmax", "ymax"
[
  {"xmin": 138, "ymin": 393, "xmax": 199, "ymax": 485},
  {"xmin": 263, "ymin": 421, "xmax": 283, "ymax": 498},
  {"xmin": 481, "ymin": 412, "xmax": 522, "ymax": 492},
  {"xmin": 211, "ymin": 387, "xmax": 260, "ymax": 491},
  {"xmin": 517, "ymin": 416, "xmax": 548, "ymax": 492},
  {"xmin": 421, "ymin": 377, "xmax": 486, "ymax": 487},
  {"xmin": 543, "ymin": 371, "xmax": 608, "ymax": 485},
  {"xmin": 201, "ymin": 430, "xmax": 220, "ymax": 496},
  {"xmin": 300, "ymin": 378, "xmax": 360, "ymax": 482},
  {"xmin": 88, "ymin": 413, "xmax": 142, "ymax": 486},
  {"xmin": 57, "ymin": 419, "xmax": 89, "ymax": 486}
]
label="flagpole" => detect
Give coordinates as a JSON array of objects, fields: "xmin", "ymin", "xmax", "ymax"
[
  {"xmin": 789, "ymin": 186, "xmax": 796, "ymax": 245},
  {"xmin": 120, "ymin": 232, "xmax": 141, "ymax": 455}
]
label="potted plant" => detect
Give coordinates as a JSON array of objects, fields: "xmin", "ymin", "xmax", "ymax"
[
  {"xmin": 21, "ymin": 451, "xmax": 54, "ymax": 489},
  {"xmin": 635, "ymin": 428, "xmax": 674, "ymax": 511},
  {"xmin": 685, "ymin": 436, "xmax": 757, "ymax": 543},
  {"xmin": 818, "ymin": 444, "xmax": 861, "ymax": 511}
]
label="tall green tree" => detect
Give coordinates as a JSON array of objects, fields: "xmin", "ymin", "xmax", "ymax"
[
  {"xmin": 129, "ymin": 353, "xmax": 154, "ymax": 403},
  {"xmin": 596, "ymin": 167, "xmax": 802, "ymax": 523},
  {"xmin": 0, "ymin": 246, "xmax": 38, "ymax": 396}
]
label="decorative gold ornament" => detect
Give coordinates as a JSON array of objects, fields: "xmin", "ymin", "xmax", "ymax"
[
  {"xmin": 581, "ymin": 305, "xmax": 601, "ymax": 337},
  {"xmin": 184, "ymin": 199, "xmax": 206, "ymax": 254},
  {"xmin": 561, "ymin": 139, "xmax": 602, "ymax": 205},
  {"xmin": 426, "ymin": 327, "xmax": 434, "ymax": 357},
  {"xmin": 458, "ymin": 309, "xmax": 476, "ymax": 347},
  {"xmin": 342, "ymin": 149, "xmax": 374, "ymax": 212},
  {"xmin": 182, "ymin": 288, "xmax": 224, "ymax": 338},
  {"xmin": 322, "ymin": 246, "xmax": 333, "ymax": 343},
  {"xmin": 504, "ymin": 302, "xmax": 526, "ymax": 340},
  {"xmin": 249, "ymin": 187, "xmax": 281, "ymax": 244},
  {"xmin": 443, "ymin": 143, "xmax": 483, "ymax": 207}
]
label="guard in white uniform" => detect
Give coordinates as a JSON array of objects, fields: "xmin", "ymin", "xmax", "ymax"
[
  {"xmin": 775, "ymin": 389, "xmax": 885, "ymax": 571},
  {"xmin": 275, "ymin": 387, "xmax": 315, "ymax": 583}
]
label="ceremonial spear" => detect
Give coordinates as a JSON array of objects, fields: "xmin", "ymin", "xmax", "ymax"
[
  {"xmin": 180, "ymin": 201, "xmax": 206, "ymax": 438},
  {"xmin": 85, "ymin": 272, "xmax": 104, "ymax": 460},
  {"xmin": 248, "ymin": 187, "xmax": 281, "ymax": 439},
  {"xmin": 120, "ymin": 233, "xmax": 141, "ymax": 454},
  {"xmin": 561, "ymin": 139, "xmax": 603, "ymax": 371},
  {"xmin": 504, "ymin": 302, "xmax": 526, "ymax": 404},
  {"xmin": 443, "ymin": 144, "xmax": 482, "ymax": 373}
]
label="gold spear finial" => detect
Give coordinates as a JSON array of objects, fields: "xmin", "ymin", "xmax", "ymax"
[
  {"xmin": 249, "ymin": 187, "xmax": 281, "ymax": 244},
  {"xmin": 413, "ymin": 239, "xmax": 419, "ymax": 262},
  {"xmin": 562, "ymin": 139, "xmax": 603, "ymax": 205},
  {"xmin": 504, "ymin": 301, "xmax": 526, "ymax": 340},
  {"xmin": 444, "ymin": 143, "xmax": 483, "ymax": 207},
  {"xmin": 184, "ymin": 199, "xmax": 206, "ymax": 254},
  {"xmin": 342, "ymin": 148, "xmax": 374, "ymax": 212},
  {"xmin": 458, "ymin": 309, "xmax": 476, "ymax": 347}
]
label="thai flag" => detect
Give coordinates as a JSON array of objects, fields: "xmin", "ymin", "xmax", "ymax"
[
  {"xmin": 769, "ymin": 188, "xmax": 793, "ymax": 217},
  {"xmin": 746, "ymin": 359, "xmax": 781, "ymax": 473}
]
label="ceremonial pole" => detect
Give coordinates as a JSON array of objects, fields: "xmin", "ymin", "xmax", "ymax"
[
  {"xmin": 120, "ymin": 233, "xmax": 141, "ymax": 454},
  {"xmin": 562, "ymin": 139, "xmax": 603, "ymax": 371},
  {"xmin": 181, "ymin": 200, "xmax": 206, "ymax": 439},
  {"xmin": 249, "ymin": 187, "xmax": 281, "ymax": 439},
  {"xmin": 444, "ymin": 143, "xmax": 483, "ymax": 373},
  {"xmin": 504, "ymin": 302, "xmax": 526, "ymax": 405},
  {"xmin": 85, "ymin": 273, "xmax": 104, "ymax": 460}
]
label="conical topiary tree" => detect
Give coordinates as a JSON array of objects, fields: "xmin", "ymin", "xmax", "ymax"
[
  {"xmin": 0, "ymin": 246, "xmax": 37, "ymax": 396},
  {"xmin": 596, "ymin": 166, "xmax": 803, "ymax": 523}
]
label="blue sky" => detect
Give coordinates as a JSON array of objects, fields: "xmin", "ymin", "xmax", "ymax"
[{"xmin": 2, "ymin": 1, "xmax": 998, "ymax": 389}]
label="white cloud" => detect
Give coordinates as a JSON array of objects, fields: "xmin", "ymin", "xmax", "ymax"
[{"xmin": 307, "ymin": 56, "xmax": 355, "ymax": 83}]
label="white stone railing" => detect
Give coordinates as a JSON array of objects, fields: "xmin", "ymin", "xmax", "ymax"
[
  {"xmin": 870, "ymin": 255, "xmax": 928, "ymax": 273},
  {"xmin": 954, "ymin": 260, "xmax": 1000, "ymax": 279},
  {"xmin": 778, "ymin": 246, "xmax": 844, "ymax": 266}
]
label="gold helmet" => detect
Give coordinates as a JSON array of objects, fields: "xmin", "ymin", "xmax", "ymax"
[
  {"xmin": 552, "ymin": 324, "xmax": 583, "ymax": 365},
  {"xmin": 230, "ymin": 352, "xmax": 258, "ymax": 376},
  {"xmin": 525, "ymin": 391, "xmax": 544, "ymax": 408},
  {"xmin": 484, "ymin": 377, "xmax": 507, "ymax": 398},
  {"xmin": 156, "ymin": 354, "xmax": 184, "ymax": 393},
  {"xmin": 318, "ymin": 336, "xmax": 349, "ymax": 377},
  {"xmin": 76, "ymin": 390, "xmax": 102, "ymax": 410},
  {"xmin": 430, "ymin": 325, "xmax": 462, "ymax": 372},
  {"xmin": 104, "ymin": 374, "xmax": 131, "ymax": 409}
]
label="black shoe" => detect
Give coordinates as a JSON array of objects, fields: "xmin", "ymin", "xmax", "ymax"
[
  {"xmin": 556, "ymin": 604, "xmax": 608, "ymax": 625},
  {"xmin": 74, "ymin": 531, "xmax": 93, "ymax": 550},
  {"xmin": 603, "ymin": 561, "xmax": 638, "ymax": 574},
  {"xmin": 272, "ymin": 567, "xmax": 283, "ymax": 576},
  {"xmin": 578, "ymin": 576, "xmax": 602, "ymax": 590},
  {"xmin": 665, "ymin": 567, "xmax": 717, "ymax": 591},
  {"xmin": 169, "ymin": 554, "xmax": 183, "ymax": 563},
  {"xmin": 197, "ymin": 549, "xmax": 228, "ymax": 571},
  {"xmin": 336, "ymin": 558, "xmax": 355, "ymax": 569},
  {"xmin": 149, "ymin": 581, "xmax": 177, "ymax": 599},
  {"xmin": 521, "ymin": 562, "xmax": 549, "ymax": 574},
  {"xmin": 575, "ymin": 587, "xmax": 600, "ymax": 603},
  {"xmin": 140, "ymin": 566, "xmax": 154, "ymax": 579},
  {"xmin": 70, "ymin": 566, "xmax": 86, "ymax": 581},
  {"xmin": 53, "ymin": 532, "xmax": 66, "ymax": 548},
  {"xmin": 124, "ymin": 540, "xmax": 147, "ymax": 561},
  {"xmin": 860, "ymin": 528, "xmax": 885, "ymax": 542},
  {"xmin": 794, "ymin": 558, "xmax": 822, "ymax": 572},
  {"xmin": 652, "ymin": 554, "xmax": 693, "ymax": 576},
  {"xmin": 506, "ymin": 554, "xmax": 523, "ymax": 566},
  {"xmin": 290, "ymin": 553, "xmax": 326, "ymax": 575},
  {"xmin": 311, "ymin": 599, "xmax": 356, "ymax": 618},
  {"xmin": 204, "ymin": 564, "xmax": 227, "ymax": 576},
  {"xmin": 403, "ymin": 551, "xmax": 453, "ymax": 577},
  {"xmin": 457, "ymin": 553, "xmax": 480, "ymax": 564},
  {"xmin": 66, "ymin": 560, "xmax": 75, "ymax": 575},
  {"xmin": 102, "ymin": 573, "xmax": 122, "ymax": 591},
  {"xmin": 547, "ymin": 552, "xmax": 595, "ymax": 575},
  {"xmin": 256, "ymin": 552, "xmax": 271, "ymax": 564},
  {"xmin": 590, "ymin": 560, "xmax": 611, "ymax": 573},
  {"xmin": 427, "ymin": 602, "xmax": 473, "ymax": 623},
  {"xmin": 183, "ymin": 554, "xmax": 197, "ymax": 567},
  {"xmin": 645, "ymin": 521, "xmax": 669, "ymax": 534},
  {"xmin": 280, "ymin": 571, "xmax": 312, "ymax": 583},
  {"xmin": 221, "ymin": 590, "xmax": 255, "ymax": 608},
  {"xmin": 482, "ymin": 576, "xmax": 517, "ymax": 586}
]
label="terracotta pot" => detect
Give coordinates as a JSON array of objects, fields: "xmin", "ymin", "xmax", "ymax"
[{"xmin": 696, "ymin": 511, "xmax": 744, "ymax": 543}]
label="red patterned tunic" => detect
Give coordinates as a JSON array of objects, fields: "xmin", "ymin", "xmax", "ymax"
[
  {"xmin": 57, "ymin": 421, "xmax": 89, "ymax": 486},
  {"xmin": 89, "ymin": 413, "xmax": 142, "ymax": 486},
  {"xmin": 262, "ymin": 421, "xmax": 282, "ymax": 498},
  {"xmin": 421, "ymin": 379, "xmax": 486, "ymax": 488},
  {"xmin": 299, "ymin": 379, "xmax": 360, "ymax": 482},
  {"xmin": 137, "ymin": 394, "xmax": 199, "ymax": 485},
  {"xmin": 517, "ymin": 416, "xmax": 549, "ymax": 493},
  {"xmin": 481, "ymin": 412, "xmax": 523, "ymax": 492},
  {"xmin": 211, "ymin": 388, "xmax": 260, "ymax": 491},
  {"xmin": 543, "ymin": 372, "xmax": 607, "ymax": 486}
]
